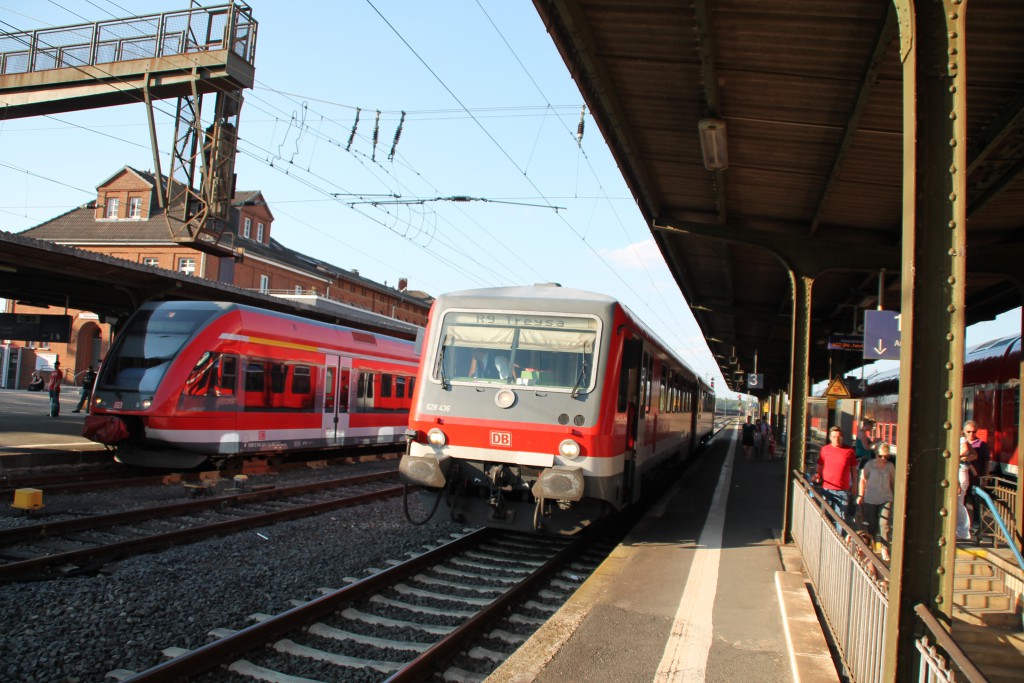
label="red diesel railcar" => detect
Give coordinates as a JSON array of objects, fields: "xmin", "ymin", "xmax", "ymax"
[
  {"xmin": 399, "ymin": 284, "xmax": 715, "ymax": 534},
  {"xmin": 84, "ymin": 301, "xmax": 419, "ymax": 468}
]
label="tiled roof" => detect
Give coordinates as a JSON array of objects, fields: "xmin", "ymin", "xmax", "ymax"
[{"xmin": 18, "ymin": 166, "xmax": 432, "ymax": 309}]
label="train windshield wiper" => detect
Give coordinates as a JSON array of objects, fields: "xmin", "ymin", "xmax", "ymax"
[
  {"xmin": 439, "ymin": 346, "xmax": 450, "ymax": 390},
  {"xmin": 571, "ymin": 363, "xmax": 588, "ymax": 398}
]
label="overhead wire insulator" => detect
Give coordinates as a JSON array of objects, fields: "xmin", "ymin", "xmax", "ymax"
[
  {"xmin": 576, "ymin": 105, "xmax": 586, "ymax": 147},
  {"xmin": 346, "ymin": 107, "xmax": 361, "ymax": 151},
  {"xmin": 371, "ymin": 110, "xmax": 381, "ymax": 162},
  {"xmin": 388, "ymin": 111, "xmax": 406, "ymax": 161}
]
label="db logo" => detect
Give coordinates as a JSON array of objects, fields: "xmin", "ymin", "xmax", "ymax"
[
  {"xmin": 258, "ymin": 430, "xmax": 266, "ymax": 441},
  {"xmin": 490, "ymin": 431, "xmax": 512, "ymax": 447}
]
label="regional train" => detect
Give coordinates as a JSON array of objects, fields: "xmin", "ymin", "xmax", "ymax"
[
  {"xmin": 857, "ymin": 334, "xmax": 1019, "ymax": 477},
  {"xmin": 82, "ymin": 301, "xmax": 419, "ymax": 469},
  {"xmin": 399, "ymin": 285, "xmax": 716, "ymax": 535}
]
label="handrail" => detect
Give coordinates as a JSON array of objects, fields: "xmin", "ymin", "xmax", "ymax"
[
  {"xmin": 974, "ymin": 486, "xmax": 1024, "ymax": 571},
  {"xmin": 913, "ymin": 604, "xmax": 988, "ymax": 683}
]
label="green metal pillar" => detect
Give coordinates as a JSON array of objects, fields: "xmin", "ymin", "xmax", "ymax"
[
  {"xmin": 883, "ymin": 1, "xmax": 968, "ymax": 679},
  {"xmin": 781, "ymin": 271, "xmax": 812, "ymax": 543}
]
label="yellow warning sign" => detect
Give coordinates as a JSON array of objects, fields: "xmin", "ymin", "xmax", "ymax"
[{"xmin": 824, "ymin": 377, "xmax": 851, "ymax": 398}]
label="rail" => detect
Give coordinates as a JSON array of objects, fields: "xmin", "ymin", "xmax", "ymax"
[
  {"xmin": 0, "ymin": 4, "xmax": 256, "ymax": 76},
  {"xmin": 981, "ymin": 475, "xmax": 1020, "ymax": 553},
  {"xmin": 790, "ymin": 475, "xmax": 990, "ymax": 682}
]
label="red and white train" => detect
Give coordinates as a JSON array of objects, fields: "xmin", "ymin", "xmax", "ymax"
[
  {"xmin": 399, "ymin": 285, "xmax": 716, "ymax": 534},
  {"xmin": 83, "ymin": 301, "xmax": 419, "ymax": 469},
  {"xmin": 858, "ymin": 334, "xmax": 1020, "ymax": 477}
]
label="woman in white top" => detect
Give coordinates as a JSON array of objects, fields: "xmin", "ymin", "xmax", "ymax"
[
  {"xmin": 956, "ymin": 431, "xmax": 977, "ymax": 541},
  {"xmin": 857, "ymin": 442, "xmax": 896, "ymax": 561}
]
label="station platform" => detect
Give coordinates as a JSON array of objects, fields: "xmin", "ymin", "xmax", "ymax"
[
  {"xmin": 0, "ymin": 388, "xmax": 109, "ymax": 468},
  {"xmin": 488, "ymin": 425, "xmax": 837, "ymax": 683}
]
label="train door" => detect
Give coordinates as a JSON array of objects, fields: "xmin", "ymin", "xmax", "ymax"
[
  {"xmin": 618, "ymin": 337, "xmax": 645, "ymax": 504},
  {"xmin": 322, "ymin": 355, "xmax": 352, "ymax": 445}
]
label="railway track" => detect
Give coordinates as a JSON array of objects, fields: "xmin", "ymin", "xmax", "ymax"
[
  {"xmin": 0, "ymin": 470, "xmax": 402, "ymax": 580},
  {"xmin": 109, "ymin": 525, "xmax": 617, "ymax": 683},
  {"xmin": 0, "ymin": 447, "xmax": 403, "ymax": 495}
]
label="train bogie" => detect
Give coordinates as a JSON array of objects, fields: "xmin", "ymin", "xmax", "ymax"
[
  {"xmin": 400, "ymin": 285, "xmax": 714, "ymax": 534},
  {"xmin": 83, "ymin": 301, "xmax": 418, "ymax": 468}
]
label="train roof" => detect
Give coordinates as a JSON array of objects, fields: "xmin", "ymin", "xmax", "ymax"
[
  {"xmin": 135, "ymin": 300, "xmax": 412, "ymax": 346},
  {"xmin": 433, "ymin": 285, "xmax": 712, "ymax": 392},
  {"xmin": 859, "ymin": 334, "xmax": 1021, "ymax": 391}
]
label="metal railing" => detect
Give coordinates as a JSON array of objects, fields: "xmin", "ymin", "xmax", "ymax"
[
  {"xmin": 976, "ymin": 484, "xmax": 1024, "ymax": 572},
  {"xmin": 790, "ymin": 475, "xmax": 992, "ymax": 682},
  {"xmin": 791, "ymin": 475, "xmax": 889, "ymax": 682},
  {"xmin": 0, "ymin": 4, "xmax": 256, "ymax": 76},
  {"xmin": 980, "ymin": 475, "xmax": 1020, "ymax": 553}
]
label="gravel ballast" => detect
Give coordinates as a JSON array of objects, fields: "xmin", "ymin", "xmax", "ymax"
[{"xmin": 0, "ymin": 463, "xmax": 467, "ymax": 682}]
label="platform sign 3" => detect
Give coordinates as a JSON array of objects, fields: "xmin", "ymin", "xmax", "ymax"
[
  {"xmin": 863, "ymin": 310, "xmax": 901, "ymax": 360},
  {"xmin": 747, "ymin": 373, "xmax": 763, "ymax": 389}
]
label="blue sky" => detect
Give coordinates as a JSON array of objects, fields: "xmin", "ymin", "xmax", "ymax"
[{"xmin": 1, "ymin": 1, "xmax": 1020, "ymax": 397}]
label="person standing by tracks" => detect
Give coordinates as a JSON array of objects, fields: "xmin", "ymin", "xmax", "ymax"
[
  {"xmin": 72, "ymin": 365, "xmax": 96, "ymax": 414},
  {"xmin": 46, "ymin": 361, "xmax": 62, "ymax": 417},
  {"xmin": 741, "ymin": 415, "xmax": 756, "ymax": 461}
]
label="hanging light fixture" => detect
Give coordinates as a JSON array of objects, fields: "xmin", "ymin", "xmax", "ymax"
[{"xmin": 698, "ymin": 118, "xmax": 729, "ymax": 170}]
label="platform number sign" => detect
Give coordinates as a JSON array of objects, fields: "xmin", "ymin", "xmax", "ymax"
[
  {"xmin": 863, "ymin": 310, "xmax": 901, "ymax": 360},
  {"xmin": 747, "ymin": 373, "xmax": 763, "ymax": 389}
]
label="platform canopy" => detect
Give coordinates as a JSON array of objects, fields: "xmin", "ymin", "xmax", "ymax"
[{"xmin": 533, "ymin": 0, "xmax": 1024, "ymax": 393}]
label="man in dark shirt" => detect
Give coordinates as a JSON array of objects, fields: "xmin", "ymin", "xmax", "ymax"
[
  {"xmin": 73, "ymin": 365, "xmax": 96, "ymax": 413},
  {"xmin": 963, "ymin": 420, "xmax": 990, "ymax": 536}
]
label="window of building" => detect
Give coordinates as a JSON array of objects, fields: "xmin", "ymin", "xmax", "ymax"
[
  {"xmin": 243, "ymin": 217, "xmax": 251, "ymax": 239},
  {"xmin": 142, "ymin": 257, "xmax": 159, "ymax": 267},
  {"xmin": 128, "ymin": 197, "xmax": 142, "ymax": 218},
  {"xmin": 257, "ymin": 222, "xmax": 264, "ymax": 242},
  {"xmin": 178, "ymin": 258, "xmax": 196, "ymax": 275},
  {"xmin": 105, "ymin": 197, "xmax": 119, "ymax": 218},
  {"xmin": 259, "ymin": 274, "xmax": 270, "ymax": 292}
]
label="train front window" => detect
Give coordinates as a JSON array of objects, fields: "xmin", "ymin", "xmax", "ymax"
[
  {"xmin": 434, "ymin": 311, "xmax": 599, "ymax": 391},
  {"xmin": 98, "ymin": 306, "xmax": 219, "ymax": 393}
]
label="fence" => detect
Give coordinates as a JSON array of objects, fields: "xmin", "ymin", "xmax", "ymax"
[
  {"xmin": 0, "ymin": 4, "xmax": 256, "ymax": 75},
  {"xmin": 790, "ymin": 474, "xmax": 987, "ymax": 682}
]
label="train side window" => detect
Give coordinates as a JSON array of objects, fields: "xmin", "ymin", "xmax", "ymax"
[
  {"xmin": 293, "ymin": 365, "xmax": 311, "ymax": 395},
  {"xmin": 408, "ymin": 376, "xmax": 416, "ymax": 399},
  {"xmin": 324, "ymin": 366, "xmax": 336, "ymax": 413},
  {"xmin": 396, "ymin": 376, "xmax": 406, "ymax": 399},
  {"xmin": 381, "ymin": 373, "xmax": 393, "ymax": 398},
  {"xmin": 179, "ymin": 352, "xmax": 238, "ymax": 411},
  {"xmin": 339, "ymin": 369, "xmax": 350, "ymax": 413},
  {"xmin": 244, "ymin": 362, "xmax": 267, "ymax": 410},
  {"xmin": 270, "ymin": 363, "xmax": 287, "ymax": 394}
]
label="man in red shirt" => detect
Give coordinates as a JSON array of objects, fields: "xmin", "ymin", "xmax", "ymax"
[{"xmin": 813, "ymin": 425, "xmax": 858, "ymax": 532}]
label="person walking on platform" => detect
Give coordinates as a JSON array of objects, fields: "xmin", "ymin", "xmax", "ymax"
[
  {"xmin": 47, "ymin": 361, "xmax": 63, "ymax": 417},
  {"xmin": 857, "ymin": 442, "xmax": 895, "ymax": 561},
  {"xmin": 72, "ymin": 365, "xmax": 96, "ymax": 414},
  {"xmin": 741, "ymin": 415, "xmax": 756, "ymax": 461},
  {"xmin": 854, "ymin": 418, "xmax": 876, "ymax": 467},
  {"xmin": 956, "ymin": 428, "xmax": 978, "ymax": 542},
  {"xmin": 812, "ymin": 426, "xmax": 858, "ymax": 533},
  {"xmin": 963, "ymin": 420, "xmax": 990, "ymax": 537},
  {"xmin": 756, "ymin": 417, "xmax": 771, "ymax": 460}
]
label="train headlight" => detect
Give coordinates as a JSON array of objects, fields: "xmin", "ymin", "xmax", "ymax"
[
  {"xmin": 141, "ymin": 399, "xmax": 152, "ymax": 409},
  {"xmin": 427, "ymin": 428, "xmax": 447, "ymax": 447},
  {"xmin": 495, "ymin": 388, "xmax": 516, "ymax": 409},
  {"xmin": 559, "ymin": 439, "xmax": 581, "ymax": 460}
]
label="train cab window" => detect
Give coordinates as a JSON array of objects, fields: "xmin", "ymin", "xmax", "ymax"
[
  {"xmin": 434, "ymin": 310, "xmax": 600, "ymax": 392},
  {"xmin": 99, "ymin": 304, "xmax": 220, "ymax": 393}
]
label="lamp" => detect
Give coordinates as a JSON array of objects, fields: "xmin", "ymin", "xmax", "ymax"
[{"xmin": 698, "ymin": 119, "xmax": 729, "ymax": 170}]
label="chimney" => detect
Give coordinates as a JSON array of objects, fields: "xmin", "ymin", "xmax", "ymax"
[{"xmin": 398, "ymin": 277, "xmax": 408, "ymax": 292}]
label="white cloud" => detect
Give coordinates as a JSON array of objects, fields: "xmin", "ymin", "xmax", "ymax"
[{"xmin": 599, "ymin": 238, "xmax": 664, "ymax": 271}]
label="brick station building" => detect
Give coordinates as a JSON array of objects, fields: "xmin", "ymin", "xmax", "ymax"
[{"xmin": 3, "ymin": 166, "xmax": 432, "ymax": 388}]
